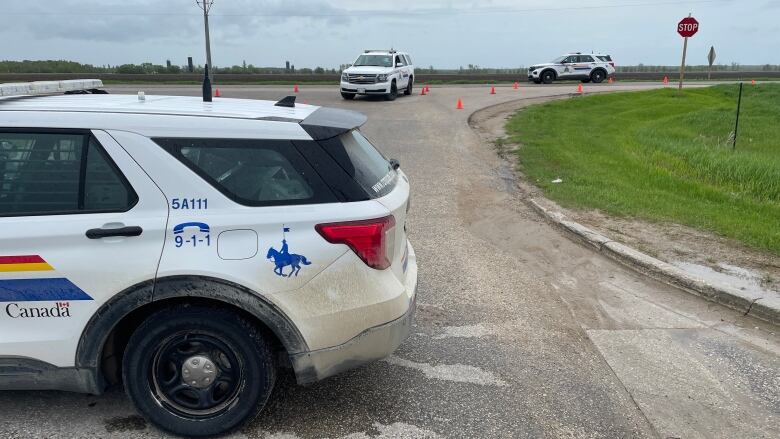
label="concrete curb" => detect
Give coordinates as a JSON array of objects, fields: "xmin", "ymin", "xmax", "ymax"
[{"xmin": 528, "ymin": 199, "xmax": 779, "ymax": 325}]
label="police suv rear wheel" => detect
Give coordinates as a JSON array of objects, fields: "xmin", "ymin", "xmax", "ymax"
[
  {"xmin": 404, "ymin": 77, "xmax": 413, "ymax": 95},
  {"xmin": 591, "ymin": 70, "xmax": 606, "ymax": 83},
  {"xmin": 123, "ymin": 305, "xmax": 275, "ymax": 437}
]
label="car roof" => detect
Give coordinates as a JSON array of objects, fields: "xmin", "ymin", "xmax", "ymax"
[
  {"xmin": 0, "ymin": 94, "xmax": 368, "ymax": 140},
  {"xmin": 0, "ymin": 94, "xmax": 319, "ymax": 120}
]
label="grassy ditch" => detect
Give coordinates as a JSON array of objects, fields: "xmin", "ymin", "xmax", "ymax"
[{"xmin": 505, "ymin": 84, "xmax": 780, "ymax": 255}]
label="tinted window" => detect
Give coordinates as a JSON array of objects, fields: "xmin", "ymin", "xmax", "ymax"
[
  {"xmin": 154, "ymin": 138, "xmax": 337, "ymax": 206},
  {"xmin": 404, "ymin": 55, "xmax": 413, "ymax": 65},
  {"xmin": 579, "ymin": 55, "xmax": 595, "ymax": 62},
  {"xmin": 0, "ymin": 132, "xmax": 136, "ymax": 216},
  {"xmin": 597, "ymin": 55, "xmax": 613, "ymax": 62},
  {"xmin": 395, "ymin": 55, "xmax": 403, "ymax": 66},
  {"xmin": 563, "ymin": 56, "xmax": 578, "ymax": 63},
  {"xmin": 318, "ymin": 130, "xmax": 396, "ymax": 198},
  {"xmin": 84, "ymin": 139, "xmax": 135, "ymax": 211}
]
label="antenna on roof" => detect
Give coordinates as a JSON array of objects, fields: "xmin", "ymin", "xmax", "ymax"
[
  {"xmin": 202, "ymin": 64, "xmax": 212, "ymax": 102},
  {"xmin": 275, "ymin": 95, "xmax": 296, "ymax": 108}
]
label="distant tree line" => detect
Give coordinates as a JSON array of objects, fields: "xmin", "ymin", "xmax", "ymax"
[
  {"xmin": 2, "ymin": 59, "xmax": 779, "ymax": 75},
  {"xmin": 0, "ymin": 60, "xmax": 339, "ymax": 75}
]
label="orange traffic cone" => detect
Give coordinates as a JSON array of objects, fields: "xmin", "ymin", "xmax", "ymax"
[
  {"xmin": 513, "ymin": 82, "xmax": 519, "ymax": 90},
  {"xmin": 576, "ymin": 84, "xmax": 584, "ymax": 93},
  {"xmin": 490, "ymin": 86, "xmax": 496, "ymax": 95},
  {"xmin": 424, "ymin": 85, "xmax": 430, "ymax": 93},
  {"xmin": 608, "ymin": 77, "xmax": 614, "ymax": 84},
  {"xmin": 214, "ymin": 88, "xmax": 221, "ymax": 97},
  {"xmin": 293, "ymin": 84, "xmax": 299, "ymax": 93},
  {"xmin": 456, "ymin": 98, "xmax": 464, "ymax": 110},
  {"xmin": 663, "ymin": 75, "xmax": 669, "ymax": 85},
  {"xmin": 751, "ymin": 79, "xmax": 756, "ymax": 86},
  {"xmin": 420, "ymin": 87, "xmax": 427, "ymax": 96}
]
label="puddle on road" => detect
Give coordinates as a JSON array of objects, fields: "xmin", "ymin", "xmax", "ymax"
[{"xmin": 672, "ymin": 261, "xmax": 778, "ymax": 298}]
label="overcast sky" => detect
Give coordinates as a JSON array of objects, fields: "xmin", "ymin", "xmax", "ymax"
[{"xmin": 3, "ymin": 0, "xmax": 778, "ymax": 68}]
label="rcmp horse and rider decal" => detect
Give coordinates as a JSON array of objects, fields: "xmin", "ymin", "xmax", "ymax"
[{"xmin": 266, "ymin": 226, "xmax": 311, "ymax": 277}]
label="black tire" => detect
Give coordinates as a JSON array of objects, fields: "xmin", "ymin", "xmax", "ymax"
[
  {"xmin": 123, "ymin": 305, "xmax": 275, "ymax": 437},
  {"xmin": 591, "ymin": 70, "xmax": 606, "ymax": 84},
  {"xmin": 385, "ymin": 81, "xmax": 397, "ymax": 101},
  {"xmin": 341, "ymin": 92, "xmax": 355, "ymax": 100},
  {"xmin": 404, "ymin": 76, "xmax": 413, "ymax": 95},
  {"xmin": 541, "ymin": 70, "xmax": 555, "ymax": 84}
]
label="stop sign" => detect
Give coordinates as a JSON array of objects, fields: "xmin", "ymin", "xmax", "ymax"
[{"xmin": 678, "ymin": 16, "xmax": 699, "ymax": 38}]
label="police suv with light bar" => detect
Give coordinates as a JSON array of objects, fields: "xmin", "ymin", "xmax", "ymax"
[
  {"xmin": 528, "ymin": 53, "xmax": 615, "ymax": 84},
  {"xmin": 0, "ymin": 80, "xmax": 417, "ymax": 437},
  {"xmin": 340, "ymin": 49, "xmax": 415, "ymax": 100}
]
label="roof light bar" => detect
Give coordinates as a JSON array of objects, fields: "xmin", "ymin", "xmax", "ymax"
[{"xmin": 0, "ymin": 79, "xmax": 104, "ymax": 97}]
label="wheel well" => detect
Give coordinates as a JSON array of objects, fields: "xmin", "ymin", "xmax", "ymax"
[
  {"xmin": 592, "ymin": 68, "xmax": 607, "ymax": 77},
  {"xmin": 542, "ymin": 69, "xmax": 557, "ymax": 79},
  {"xmin": 99, "ymin": 296, "xmax": 288, "ymax": 386}
]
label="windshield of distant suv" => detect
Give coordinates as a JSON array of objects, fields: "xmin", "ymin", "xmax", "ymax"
[{"xmin": 353, "ymin": 54, "xmax": 393, "ymax": 67}]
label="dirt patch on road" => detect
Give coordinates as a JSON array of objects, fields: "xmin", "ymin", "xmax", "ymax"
[{"xmin": 469, "ymin": 97, "xmax": 780, "ymax": 297}]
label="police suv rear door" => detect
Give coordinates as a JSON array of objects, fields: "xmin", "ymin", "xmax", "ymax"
[{"xmin": 0, "ymin": 129, "xmax": 168, "ymax": 368}]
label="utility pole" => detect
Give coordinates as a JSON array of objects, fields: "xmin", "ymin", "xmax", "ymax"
[{"xmin": 196, "ymin": 0, "xmax": 214, "ymax": 81}]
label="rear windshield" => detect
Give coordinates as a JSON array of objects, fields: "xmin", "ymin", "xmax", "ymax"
[
  {"xmin": 153, "ymin": 138, "xmax": 337, "ymax": 206},
  {"xmin": 597, "ymin": 55, "xmax": 612, "ymax": 62},
  {"xmin": 319, "ymin": 130, "xmax": 397, "ymax": 198}
]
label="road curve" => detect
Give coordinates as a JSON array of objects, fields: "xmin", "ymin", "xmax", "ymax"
[{"xmin": 0, "ymin": 84, "xmax": 777, "ymax": 439}]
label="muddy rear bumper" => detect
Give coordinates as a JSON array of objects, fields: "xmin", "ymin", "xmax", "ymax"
[{"xmin": 290, "ymin": 284, "xmax": 416, "ymax": 384}]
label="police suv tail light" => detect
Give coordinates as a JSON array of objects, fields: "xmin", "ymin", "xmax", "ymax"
[{"xmin": 316, "ymin": 216, "xmax": 396, "ymax": 270}]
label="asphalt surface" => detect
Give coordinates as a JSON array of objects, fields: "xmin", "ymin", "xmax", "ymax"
[{"xmin": 1, "ymin": 83, "xmax": 778, "ymax": 439}]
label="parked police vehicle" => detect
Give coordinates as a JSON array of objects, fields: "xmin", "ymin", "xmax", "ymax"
[
  {"xmin": 340, "ymin": 49, "xmax": 415, "ymax": 100},
  {"xmin": 0, "ymin": 80, "xmax": 417, "ymax": 437},
  {"xmin": 528, "ymin": 53, "xmax": 615, "ymax": 84}
]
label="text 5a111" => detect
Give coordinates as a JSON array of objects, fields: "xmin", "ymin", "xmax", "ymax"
[
  {"xmin": 175, "ymin": 234, "xmax": 211, "ymax": 247},
  {"xmin": 171, "ymin": 198, "xmax": 208, "ymax": 210}
]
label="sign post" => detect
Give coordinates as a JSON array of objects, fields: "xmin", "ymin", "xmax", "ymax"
[
  {"xmin": 707, "ymin": 46, "xmax": 716, "ymax": 80},
  {"xmin": 677, "ymin": 14, "xmax": 699, "ymax": 90}
]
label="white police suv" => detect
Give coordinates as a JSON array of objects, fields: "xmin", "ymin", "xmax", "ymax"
[
  {"xmin": 528, "ymin": 53, "xmax": 615, "ymax": 84},
  {"xmin": 0, "ymin": 80, "xmax": 417, "ymax": 437},
  {"xmin": 340, "ymin": 49, "xmax": 415, "ymax": 100}
]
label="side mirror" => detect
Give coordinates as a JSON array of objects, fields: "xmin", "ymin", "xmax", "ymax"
[
  {"xmin": 396, "ymin": 63, "xmax": 404, "ymax": 67},
  {"xmin": 389, "ymin": 158, "xmax": 401, "ymax": 170}
]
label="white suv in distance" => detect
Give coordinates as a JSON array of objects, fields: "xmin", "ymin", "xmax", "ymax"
[
  {"xmin": 0, "ymin": 80, "xmax": 417, "ymax": 437},
  {"xmin": 340, "ymin": 50, "xmax": 415, "ymax": 100},
  {"xmin": 528, "ymin": 53, "xmax": 615, "ymax": 84}
]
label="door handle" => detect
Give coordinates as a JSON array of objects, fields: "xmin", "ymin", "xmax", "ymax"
[{"xmin": 86, "ymin": 226, "xmax": 143, "ymax": 239}]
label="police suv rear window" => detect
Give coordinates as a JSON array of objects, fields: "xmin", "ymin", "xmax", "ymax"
[
  {"xmin": 597, "ymin": 55, "xmax": 612, "ymax": 62},
  {"xmin": 0, "ymin": 131, "xmax": 137, "ymax": 216},
  {"xmin": 154, "ymin": 138, "xmax": 337, "ymax": 206},
  {"xmin": 318, "ymin": 130, "xmax": 397, "ymax": 199}
]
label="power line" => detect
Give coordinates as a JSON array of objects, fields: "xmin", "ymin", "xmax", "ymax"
[{"xmin": 4, "ymin": 0, "xmax": 727, "ymax": 17}]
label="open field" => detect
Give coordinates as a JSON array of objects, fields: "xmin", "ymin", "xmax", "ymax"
[{"xmin": 506, "ymin": 84, "xmax": 780, "ymax": 255}]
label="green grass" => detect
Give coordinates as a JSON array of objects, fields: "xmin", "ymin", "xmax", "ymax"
[{"xmin": 506, "ymin": 84, "xmax": 780, "ymax": 255}]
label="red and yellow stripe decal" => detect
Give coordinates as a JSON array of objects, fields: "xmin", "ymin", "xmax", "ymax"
[{"xmin": 0, "ymin": 255, "xmax": 54, "ymax": 273}]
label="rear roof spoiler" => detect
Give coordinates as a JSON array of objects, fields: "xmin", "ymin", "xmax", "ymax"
[{"xmin": 300, "ymin": 107, "xmax": 367, "ymax": 140}]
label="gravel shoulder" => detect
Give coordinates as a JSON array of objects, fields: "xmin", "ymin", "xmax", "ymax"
[{"xmin": 468, "ymin": 95, "xmax": 780, "ymax": 324}]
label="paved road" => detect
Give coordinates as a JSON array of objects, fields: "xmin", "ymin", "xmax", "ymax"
[{"xmin": 1, "ymin": 84, "xmax": 777, "ymax": 439}]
